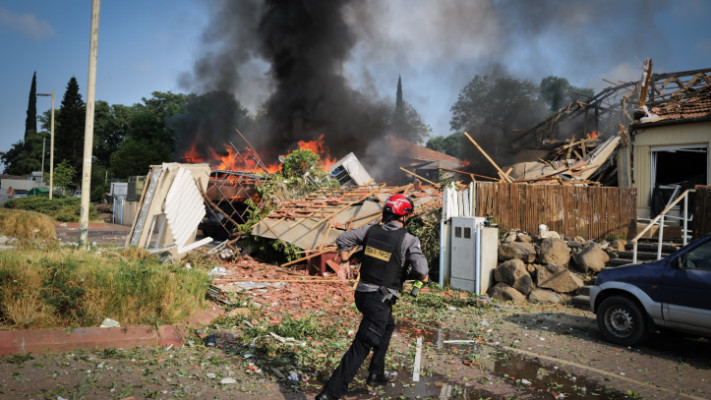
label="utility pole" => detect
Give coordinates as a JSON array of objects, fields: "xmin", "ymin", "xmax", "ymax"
[
  {"xmin": 37, "ymin": 90, "xmax": 55, "ymax": 199},
  {"xmin": 79, "ymin": 0, "xmax": 101, "ymax": 247}
]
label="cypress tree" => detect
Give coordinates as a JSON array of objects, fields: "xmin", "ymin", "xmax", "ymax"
[
  {"xmin": 55, "ymin": 77, "xmax": 86, "ymax": 175},
  {"xmin": 25, "ymin": 71, "xmax": 38, "ymax": 140},
  {"xmin": 396, "ymin": 74, "xmax": 403, "ymax": 111}
]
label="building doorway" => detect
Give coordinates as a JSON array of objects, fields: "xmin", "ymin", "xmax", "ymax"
[{"xmin": 650, "ymin": 145, "xmax": 708, "ymax": 215}]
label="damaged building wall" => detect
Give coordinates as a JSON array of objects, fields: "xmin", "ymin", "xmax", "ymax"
[{"xmin": 631, "ymin": 121, "xmax": 711, "ymax": 218}]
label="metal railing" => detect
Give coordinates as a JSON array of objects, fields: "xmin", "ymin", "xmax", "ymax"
[{"xmin": 631, "ymin": 189, "xmax": 694, "ymax": 263}]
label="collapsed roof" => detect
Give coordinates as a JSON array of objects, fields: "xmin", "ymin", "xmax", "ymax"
[
  {"xmin": 504, "ymin": 65, "xmax": 711, "ymax": 186},
  {"xmin": 251, "ymin": 183, "xmax": 441, "ymax": 252}
]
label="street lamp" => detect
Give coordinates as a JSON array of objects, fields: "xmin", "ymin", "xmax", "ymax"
[{"xmin": 37, "ymin": 90, "xmax": 55, "ymax": 199}]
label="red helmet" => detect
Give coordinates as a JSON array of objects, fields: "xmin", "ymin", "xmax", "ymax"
[{"xmin": 383, "ymin": 194, "xmax": 414, "ymax": 217}]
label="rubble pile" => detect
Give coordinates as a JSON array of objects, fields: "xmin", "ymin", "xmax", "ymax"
[
  {"xmin": 208, "ymin": 253, "xmax": 356, "ymax": 323},
  {"xmin": 252, "ymin": 183, "xmax": 441, "ymax": 254},
  {"xmin": 487, "ymin": 229, "xmax": 627, "ymax": 304}
]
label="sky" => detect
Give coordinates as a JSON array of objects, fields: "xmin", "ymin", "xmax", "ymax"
[{"xmin": 1, "ymin": 0, "xmax": 710, "ymax": 170}]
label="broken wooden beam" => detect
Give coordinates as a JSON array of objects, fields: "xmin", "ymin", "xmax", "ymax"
[{"xmin": 463, "ymin": 132, "xmax": 513, "ymax": 183}]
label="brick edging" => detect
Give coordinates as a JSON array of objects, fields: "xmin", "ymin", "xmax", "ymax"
[{"xmin": 0, "ymin": 325, "xmax": 187, "ymax": 356}]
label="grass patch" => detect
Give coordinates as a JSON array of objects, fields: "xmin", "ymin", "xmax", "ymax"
[
  {"xmin": 3, "ymin": 196, "xmax": 98, "ymax": 222},
  {"xmin": 0, "ymin": 247, "xmax": 210, "ymax": 329},
  {"xmin": 0, "ymin": 208, "xmax": 56, "ymax": 242}
]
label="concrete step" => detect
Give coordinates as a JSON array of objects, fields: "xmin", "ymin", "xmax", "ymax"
[
  {"xmin": 627, "ymin": 241, "xmax": 682, "ymax": 253},
  {"xmin": 616, "ymin": 250, "xmax": 666, "ymax": 260}
]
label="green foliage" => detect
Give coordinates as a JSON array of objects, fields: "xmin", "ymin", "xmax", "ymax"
[
  {"xmin": 406, "ymin": 214, "xmax": 440, "ymax": 267},
  {"xmin": 391, "ymin": 101, "xmax": 432, "ymax": 143},
  {"xmin": 93, "ymin": 101, "xmax": 131, "ymax": 167},
  {"xmin": 271, "ymin": 314, "xmax": 335, "ymax": 339},
  {"xmin": 281, "ymin": 148, "xmax": 320, "ymax": 179},
  {"xmin": 109, "ymin": 139, "xmax": 167, "ymax": 179},
  {"xmin": 25, "ymin": 71, "xmax": 38, "ymax": 139},
  {"xmin": 0, "ymin": 247, "xmax": 210, "ymax": 329},
  {"xmin": 3, "ymin": 196, "xmax": 98, "ymax": 222},
  {"xmin": 449, "ymin": 74, "xmax": 548, "ymax": 172},
  {"xmin": 53, "ymin": 159, "xmax": 77, "ymax": 195},
  {"xmin": 539, "ymin": 76, "xmax": 594, "ymax": 111},
  {"xmin": 0, "ymin": 132, "xmax": 46, "ymax": 175},
  {"xmin": 235, "ymin": 163, "xmax": 335, "ymax": 263},
  {"xmin": 171, "ymin": 91, "xmax": 252, "ymax": 155},
  {"xmin": 390, "ymin": 76, "xmax": 432, "ymax": 142},
  {"xmin": 426, "ymin": 133, "xmax": 465, "ymax": 159},
  {"xmin": 41, "ymin": 259, "xmax": 86, "ymax": 319},
  {"xmin": 451, "ymin": 75, "xmax": 547, "ymax": 137},
  {"xmin": 236, "ymin": 199, "xmax": 301, "ymax": 264},
  {"xmin": 278, "ymin": 149, "xmax": 338, "ymax": 198},
  {"xmin": 55, "ymin": 77, "xmax": 86, "ymax": 176}
]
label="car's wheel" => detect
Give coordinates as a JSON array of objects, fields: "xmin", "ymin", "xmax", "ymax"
[{"xmin": 596, "ymin": 295, "xmax": 649, "ymax": 346}]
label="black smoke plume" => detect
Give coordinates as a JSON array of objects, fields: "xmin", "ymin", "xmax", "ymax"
[{"xmin": 178, "ymin": 0, "xmax": 392, "ymax": 163}]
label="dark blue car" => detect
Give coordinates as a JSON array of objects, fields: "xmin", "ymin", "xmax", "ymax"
[{"xmin": 590, "ymin": 233, "xmax": 711, "ymax": 346}]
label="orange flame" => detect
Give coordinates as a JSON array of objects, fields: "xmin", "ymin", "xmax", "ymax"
[
  {"xmin": 180, "ymin": 133, "xmax": 337, "ymax": 173},
  {"xmin": 296, "ymin": 134, "xmax": 337, "ymax": 171}
]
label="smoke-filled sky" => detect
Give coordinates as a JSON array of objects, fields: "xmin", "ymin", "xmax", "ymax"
[{"xmin": 2, "ymin": 0, "xmax": 710, "ymax": 166}]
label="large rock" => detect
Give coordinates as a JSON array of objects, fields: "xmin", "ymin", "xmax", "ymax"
[
  {"xmin": 502, "ymin": 231, "xmax": 517, "ymax": 243},
  {"xmin": 528, "ymin": 288, "xmax": 562, "ymax": 304},
  {"xmin": 516, "ymin": 233, "xmax": 532, "ymax": 243},
  {"xmin": 610, "ymin": 239, "xmax": 627, "ymax": 252},
  {"xmin": 498, "ymin": 242, "xmax": 536, "ymax": 263},
  {"xmin": 571, "ymin": 244, "xmax": 610, "ymax": 273},
  {"xmin": 537, "ymin": 238, "xmax": 571, "ymax": 266},
  {"xmin": 493, "ymin": 259, "xmax": 533, "ymax": 295},
  {"xmin": 535, "ymin": 263, "xmax": 584, "ymax": 293},
  {"xmin": 487, "ymin": 282, "xmax": 526, "ymax": 303},
  {"xmin": 540, "ymin": 230, "xmax": 561, "ymax": 240}
]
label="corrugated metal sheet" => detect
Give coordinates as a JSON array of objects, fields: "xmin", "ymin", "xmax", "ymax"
[{"xmin": 164, "ymin": 167, "xmax": 206, "ymax": 252}]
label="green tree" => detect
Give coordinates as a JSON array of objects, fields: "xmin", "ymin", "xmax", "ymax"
[
  {"xmin": 540, "ymin": 76, "xmax": 594, "ymax": 111},
  {"xmin": 109, "ymin": 139, "xmax": 166, "ymax": 179},
  {"xmin": 103, "ymin": 92, "xmax": 197, "ymax": 179},
  {"xmin": 25, "ymin": 71, "xmax": 38, "ymax": 140},
  {"xmin": 170, "ymin": 90, "xmax": 253, "ymax": 158},
  {"xmin": 1, "ymin": 72, "xmax": 47, "ymax": 175},
  {"xmin": 93, "ymin": 101, "xmax": 131, "ymax": 167},
  {"xmin": 129, "ymin": 91, "xmax": 190, "ymax": 152},
  {"xmin": 450, "ymin": 75, "xmax": 547, "ymax": 167},
  {"xmin": 389, "ymin": 76, "xmax": 431, "ymax": 143},
  {"xmin": 0, "ymin": 134, "xmax": 44, "ymax": 175},
  {"xmin": 54, "ymin": 77, "xmax": 86, "ymax": 176},
  {"xmin": 53, "ymin": 159, "xmax": 77, "ymax": 196},
  {"xmin": 426, "ymin": 133, "xmax": 465, "ymax": 159},
  {"xmin": 281, "ymin": 148, "xmax": 320, "ymax": 179}
]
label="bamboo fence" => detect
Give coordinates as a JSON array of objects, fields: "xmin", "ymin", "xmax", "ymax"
[{"xmin": 474, "ymin": 182, "xmax": 637, "ymax": 241}]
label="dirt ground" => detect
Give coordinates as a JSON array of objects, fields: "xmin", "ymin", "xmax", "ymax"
[
  {"xmin": 2, "ymin": 227, "xmax": 710, "ymax": 400},
  {"xmin": 1, "ymin": 297, "xmax": 709, "ymax": 400}
]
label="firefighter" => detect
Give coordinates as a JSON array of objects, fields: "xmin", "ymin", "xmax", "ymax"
[{"xmin": 316, "ymin": 194, "xmax": 430, "ymax": 400}]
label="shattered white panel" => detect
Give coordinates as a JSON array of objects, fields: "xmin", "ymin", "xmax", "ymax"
[{"xmin": 164, "ymin": 167, "xmax": 206, "ymax": 252}]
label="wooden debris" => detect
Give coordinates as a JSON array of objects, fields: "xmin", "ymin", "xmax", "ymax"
[{"xmin": 463, "ymin": 132, "xmax": 514, "ymax": 183}]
